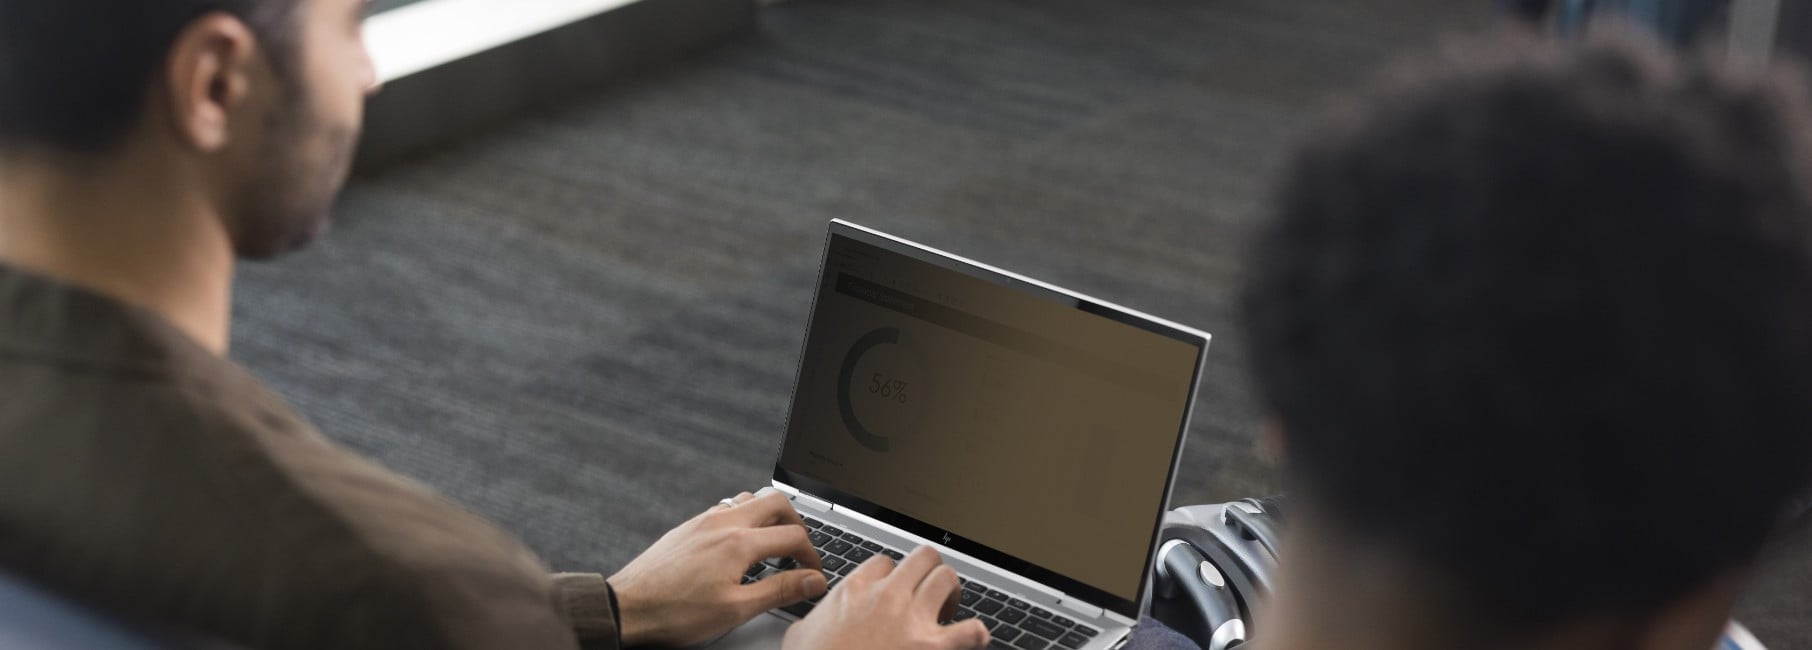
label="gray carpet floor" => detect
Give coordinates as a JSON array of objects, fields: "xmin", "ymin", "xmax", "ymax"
[{"xmin": 232, "ymin": 0, "xmax": 1811, "ymax": 646}]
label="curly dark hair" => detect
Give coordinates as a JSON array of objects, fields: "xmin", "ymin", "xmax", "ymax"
[
  {"xmin": 1243, "ymin": 32, "xmax": 1812, "ymax": 632},
  {"xmin": 0, "ymin": 0, "xmax": 299, "ymax": 153}
]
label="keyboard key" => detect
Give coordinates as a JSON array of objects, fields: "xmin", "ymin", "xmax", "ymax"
[
  {"xmin": 766, "ymin": 557, "xmax": 798, "ymax": 571},
  {"xmin": 1012, "ymin": 636, "xmax": 1048, "ymax": 650},
  {"xmin": 781, "ymin": 601, "xmax": 814, "ymax": 618},
  {"xmin": 882, "ymin": 549, "xmax": 905, "ymax": 561},
  {"xmin": 1074, "ymin": 625, "xmax": 1099, "ymax": 638},
  {"xmin": 993, "ymin": 626, "xmax": 1023, "ymax": 642},
  {"xmin": 826, "ymin": 540, "xmax": 854, "ymax": 555},
  {"xmin": 846, "ymin": 548, "xmax": 875, "ymax": 564},
  {"xmin": 1051, "ymin": 616, "xmax": 1075, "ymax": 629},
  {"xmin": 975, "ymin": 598, "xmax": 1005, "ymax": 615},
  {"xmin": 821, "ymin": 555, "xmax": 847, "ymax": 572},
  {"xmin": 860, "ymin": 541, "xmax": 884, "ymax": 552},
  {"xmin": 803, "ymin": 517, "xmax": 823, "ymax": 529},
  {"xmin": 808, "ymin": 531, "xmax": 832, "ymax": 547},
  {"xmin": 998, "ymin": 608, "xmax": 1028, "ymax": 624},
  {"xmin": 987, "ymin": 589, "xmax": 1010, "ymax": 600},
  {"xmin": 988, "ymin": 641, "xmax": 1014, "ymax": 650},
  {"xmin": 1030, "ymin": 607, "xmax": 1052, "ymax": 619},
  {"xmin": 954, "ymin": 607, "xmax": 977, "ymax": 621},
  {"xmin": 1057, "ymin": 632, "xmax": 1088, "ymax": 649},
  {"xmin": 840, "ymin": 532, "xmax": 864, "ymax": 543},
  {"xmin": 836, "ymin": 562, "xmax": 856, "ymax": 575},
  {"xmin": 1021, "ymin": 617, "xmax": 1065, "ymax": 640},
  {"xmin": 822, "ymin": 526, "xmax": 844, "ymax": 537},
  {"xmin": 1008, "ymin": 598, "xmax": 1030, "ymax": 609},
  {"xmin": 963, "ymin": 581, "xmax": 984, "ymax": 594},
  {"xmin": 958, "ymin": 590, "xmax": 981, "ymax": 607}
]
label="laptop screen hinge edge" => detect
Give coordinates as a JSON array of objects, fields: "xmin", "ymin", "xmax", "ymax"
[
  {"xmin": 792, "ymin": 491, "xmax": 833, "ymax": 513},
  {"xmin": 1057, "ymin": 595, "xmax": 1105, "ymax": 620}
]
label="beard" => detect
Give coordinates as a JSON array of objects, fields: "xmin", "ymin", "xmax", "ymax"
[{"xmin": 228, "ymin": 88, "xmax": 360, "ymax": 261}]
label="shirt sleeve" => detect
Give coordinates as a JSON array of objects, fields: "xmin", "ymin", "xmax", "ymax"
[{"xmin": 553, "ymin": 572, "xmax": 620, "ymax": 648}]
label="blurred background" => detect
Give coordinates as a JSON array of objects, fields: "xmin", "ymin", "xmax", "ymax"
[{"xmin": 226, "ymin": 0, "xmax": 1812, "ymax": 646}]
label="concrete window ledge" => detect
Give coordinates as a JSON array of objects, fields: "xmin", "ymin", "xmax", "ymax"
[{"xmin": 358, "ymin": 0, "xmax": 753, "ymax": 168}]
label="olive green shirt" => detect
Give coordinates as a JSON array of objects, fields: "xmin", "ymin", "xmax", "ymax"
[{"xmin": 0, "ymin": 264, "xmax": 618, "ymax": 649}]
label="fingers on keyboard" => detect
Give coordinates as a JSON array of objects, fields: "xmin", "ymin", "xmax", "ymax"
[{"xmin": 790, "ymin": 516, "xmax": 1103, "ymax": 647}]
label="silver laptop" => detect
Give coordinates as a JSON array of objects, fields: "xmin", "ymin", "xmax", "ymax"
[{"xmin": 717, "ymin": 220, "xmax": 1209, "ymax": 650}]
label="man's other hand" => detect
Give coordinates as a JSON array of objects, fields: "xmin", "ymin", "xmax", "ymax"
[
  {"xmin": 608, "ymin": 490, "xmax": 826, "ymax": 647},
  {"xmin": 782, "ymin": 546, "xmax": 990, "ymax": 650}
]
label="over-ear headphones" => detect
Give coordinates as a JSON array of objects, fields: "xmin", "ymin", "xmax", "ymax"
[
  {"xmin": 1151, "ymin": 495, "xmax": 1779, "ymax": 650},
  {"xmin": 1151, "ymin": 496, "xmax": 1286, "ymax": 650}
]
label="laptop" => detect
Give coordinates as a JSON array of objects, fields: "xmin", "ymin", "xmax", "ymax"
[{"xmin": 714, "ymin": 220, "xmax": 1210, "ymax": 650}]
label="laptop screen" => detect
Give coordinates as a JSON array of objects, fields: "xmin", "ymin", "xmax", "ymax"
[{"xmin": 775, "ymin": 224, "xmax": 1206, "ymax": 616}]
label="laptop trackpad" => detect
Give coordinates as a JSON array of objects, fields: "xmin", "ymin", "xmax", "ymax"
[{"xmin": 704, "ymin": 612, "xmax": 789, "ymax": 649}]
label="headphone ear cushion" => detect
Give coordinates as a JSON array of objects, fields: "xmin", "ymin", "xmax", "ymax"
[
  {"xmin": 1154, "ymin": 496, "xmax": 1291, "ymax": 648},
  {"xmin": 1195, "ymin": 526, "xmax": 1274, "ymax": 609},
  {"xmin": 1155, "ymin": 520, "xmax": 1272, "ymax": 642}
]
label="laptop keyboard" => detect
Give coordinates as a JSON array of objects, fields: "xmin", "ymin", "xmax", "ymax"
[{"xmin": 741, "ymin": 516, "xmax": 1103, "ymax": 650}]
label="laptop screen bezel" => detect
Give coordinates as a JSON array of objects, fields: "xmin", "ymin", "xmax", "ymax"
[{"xmin": 770, "ymin": 220, "xmax": 1210, "ymax": 621}]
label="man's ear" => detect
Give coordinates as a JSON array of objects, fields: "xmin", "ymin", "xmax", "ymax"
[
  {"xmin": 1636, "ymin": 568, "xmax": 1747, "ymax": 650},
  {"xmin": 161, "ymin": 13, "xmax": 260, "ymax": 153}
]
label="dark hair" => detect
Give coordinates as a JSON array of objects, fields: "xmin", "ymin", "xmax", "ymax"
[
  {"xmin": 1243, "ymin": 32, "xmax": 1812, "ymax": 631},
  {"xmin": 0, "ymin": 0, "xmax": 298, "ymax": 153}
]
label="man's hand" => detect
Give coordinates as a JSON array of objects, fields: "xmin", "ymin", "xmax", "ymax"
[
  {"xmin": 608, "ymin": 490, "xmax": 826, "ymax": 647},
  {"xmin": 782, "ymin": 546, "xmax": 990, "ymax": 650}
]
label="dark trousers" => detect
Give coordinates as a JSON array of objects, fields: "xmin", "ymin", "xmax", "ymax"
[{"xmin": 1124, "ymin": 616, "xmax": 1202, "ymax": 650}]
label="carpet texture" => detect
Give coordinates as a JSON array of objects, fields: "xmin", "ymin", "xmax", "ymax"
[{"xmin": 231, "ymin": 0, "xmax": 1811, "ymax": 646}]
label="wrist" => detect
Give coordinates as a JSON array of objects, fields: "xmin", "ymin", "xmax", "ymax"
[{"xmin": 606, "ymin": 576, "xmax": 656, "ymax": 647}]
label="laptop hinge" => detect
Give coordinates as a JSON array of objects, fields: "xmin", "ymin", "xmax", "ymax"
[
  {"xmin": 792, "ymin": 491, "xmax": 833, "ymax": 513},
  {"xmin": 1057, "ymin": 595, "xmax": 1104, "ymax": 620}
]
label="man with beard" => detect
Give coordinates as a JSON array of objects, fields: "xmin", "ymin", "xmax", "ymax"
[{"xmin": 0, "ymin": 1, "xmax": 987, "ymax": 648}]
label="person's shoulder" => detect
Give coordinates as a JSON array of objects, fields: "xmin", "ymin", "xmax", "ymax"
[
  {"xmin": 0, "ymin": 338, "xmax": 280, "ymax": 490},
  {"xmin": 0, "ymin": 355, "xmax": 488, "ymax": 647},
  {"xmin": 278, "ymin": 458, "xmax": 579, "ymax": 650},
  {"xmin": 0, "ymin": 312, "xmax": 296, "ymax": 450},
  {"xmin": 41, "ymin": 367, "xmax": 576, "ymax": 648},
  {"xmin": 0, "ymin": 263, "xmax": 228, "ymax": 382}
]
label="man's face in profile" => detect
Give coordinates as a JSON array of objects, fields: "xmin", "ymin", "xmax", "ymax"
[{"xmin": 227, "ymin": 0, "xmax": 377, "ymax": 259}]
